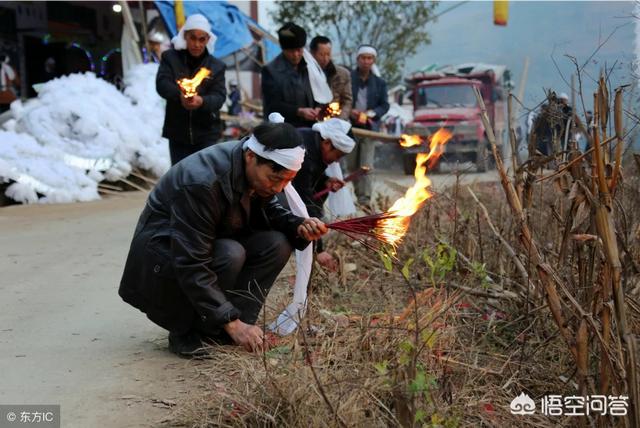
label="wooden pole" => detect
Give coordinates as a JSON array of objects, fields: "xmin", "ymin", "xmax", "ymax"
[{"xmin": 138, "ymin": 1, "xmax": 150, "ymax": 57}]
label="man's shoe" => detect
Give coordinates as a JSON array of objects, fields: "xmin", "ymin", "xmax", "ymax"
[{"xmin": 168, "ymin": 331, "xmax": 210, "ymax": 358}]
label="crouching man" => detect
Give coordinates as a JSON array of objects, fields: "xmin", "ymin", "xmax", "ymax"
[
  {"xmin": 292, "ymin": 118, "xmax": 356, "ymax": 269},
  {"xmin": 118, "ymin": 122, "xmax": 326, "ymax": 357}
]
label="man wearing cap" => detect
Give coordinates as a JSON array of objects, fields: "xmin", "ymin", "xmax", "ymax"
[
  {"xmin": 156, "ymin": 14, "xmax": 227, "ymax": 165},
  {"xmin": 262, "ymin": 22, "xmax": 319, "ymax": 128},
  {"xmin": 119, "ymin": 121, "xmax": 327, "ymax": 357},
  {"xmin": 309, "ymin": 36, "xmax": 352, "ymax": 121},
  {"xmin": 291, "ymin": 118, "xmax": 355, "ymax": 267},
  {"xmin": 347, "ymin": 45, "xmax": 389, "ymax": 206}
]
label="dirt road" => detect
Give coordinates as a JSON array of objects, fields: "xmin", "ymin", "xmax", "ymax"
[{"xmin": 0, "ymin": 170, "xmax": 497, "ymax": 427}]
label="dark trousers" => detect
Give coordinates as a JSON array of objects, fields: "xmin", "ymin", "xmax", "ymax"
[
  {"xmin": 169, "ymin": 140, "xmax": 214, "ymax": 165},
  {"xmin": 189, "ymin": 230, "xmax": 292, "ymax": 336}
]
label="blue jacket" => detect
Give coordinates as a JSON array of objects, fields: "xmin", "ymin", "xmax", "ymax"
[{"xmin": 350, "ymin": 68, "xmax": 390, "ymax": 130}]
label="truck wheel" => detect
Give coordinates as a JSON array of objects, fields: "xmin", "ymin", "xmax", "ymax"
[{"xmin": 403, "ymin": 153, "xmax": 416, "ymax": 175}]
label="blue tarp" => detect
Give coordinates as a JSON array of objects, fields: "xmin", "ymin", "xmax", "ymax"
[{"xmin": 154, "ymin": 0, "xmax": 280, "ymax": 64}]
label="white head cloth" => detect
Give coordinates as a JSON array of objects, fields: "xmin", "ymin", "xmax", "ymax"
[
  {"xmin": 312, "ymin": 118, "xmax": 355, "ymax": 153},
  {"xmin": 242, "ymin": 112, "xmax": 306, "ymax": 172},
  {"xmin": 302, "ymin": 49, "xmax": 333, "ymax": 104},
  {"xmin": 356, "ymin": 45, "xmax": 381, "ymax": 77},
  {"xmin": 171, "ymin": 14, "xmax": 217, "ymax": 55}
]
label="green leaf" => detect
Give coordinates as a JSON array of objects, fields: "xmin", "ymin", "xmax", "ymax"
[
  {"xmin": 414, "ymin": 409, "xmax": 426, "ymax": 423},
  {"xmin": 409, "ymin": 370, "xmax": 427, "ymax": 394},
  {"xmin": 265, "ymin": 345, "xmax": 291, "ymax": 358},
  {"xmin": 379, "ymin": 250, "xmax": 393, "ymax": 272},
  {"xmin": 401, "ymin": 257, "xmax": 414, "ymax": 280},
  {"xmin": 374, "ymin": 361, "xmax": 388, "ymax": 375},
  {"xmin": 421, "ymin": 329, "xmax": 438, "ymax": 349}
]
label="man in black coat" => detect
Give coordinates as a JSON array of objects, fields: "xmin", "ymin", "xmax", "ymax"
[
  {"xmin": 291, "ymin": 119, "xmax": 355, "ymax": 267},
  {"xmin": 156, "ymin": 14, "xmax": 226, "ymax": 165},
  {"xmin": 261, "ymin": 22, "xmax": 319, "ymax": 128},
  {"xmin": 119, "ymin": 122, "xmax": 327, "ymax": 357}
]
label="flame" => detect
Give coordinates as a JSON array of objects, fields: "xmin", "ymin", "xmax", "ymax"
[
  {"xmin": 322, "ymin": 102, "xmax": 342, "ymax": 120},
  {"xmin": 177, "ymin": 67, "xmax": 211, "ymax": 98},
  {"xmin": 400, "ymin": 134, "xmax": 422, "ymax": 147},
  {"xmin": 378, "ymin": 128, "xmax": 453, "ymax": 247}
]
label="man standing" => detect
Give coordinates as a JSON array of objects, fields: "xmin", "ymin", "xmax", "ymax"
[
  {"xmin": 227, "ymin": 79, "xmax": 242, "ymax": 116},
  {"xmin": 262, "ymin": 22, "xmax": 319, "ymax": 128},
  {"xmin": 348, "ymin": 45, "xmax": 389, "ymax": 206},
  {"xmin": 156, "ymin": 14, "xmax": 226, "ymax": 165},
  {"xmin": 309, "ymin": 36, "xmax": 352, "ymax": 121},
  {"xmin": 119, "ymin": 121, "xmax": 327, "ymax": 357}
]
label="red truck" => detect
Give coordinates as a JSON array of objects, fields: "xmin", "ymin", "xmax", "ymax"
[{"xmin": 402, "ymin": 64, "xmax": 510, "ymax": 174}]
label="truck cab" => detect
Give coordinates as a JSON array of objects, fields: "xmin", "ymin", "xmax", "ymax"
[{"xmin": 403, "ymin": 64, "xmax": 508, "ymax": 174}]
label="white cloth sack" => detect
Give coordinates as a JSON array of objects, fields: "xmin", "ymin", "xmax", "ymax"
[{"xmin": 325, "ymin": 162, "xmax": 356, "ymax": 218}]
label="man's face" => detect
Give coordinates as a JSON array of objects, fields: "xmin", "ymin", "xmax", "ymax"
[
  {"xmin": 320, "ymin": 139, "xmax": 346, "ymax": 164},
  {"xmin": 357, "ymin": 53, "xmax": 375, "ymax": 73},
  {"xmin": 283, "ymin": 48, "xmax": 304, "ymax": 66},
  {"xmin": 312, "ymin": 43, "xmax": 331, "ymax": 69},
  {"xmin": 185, "ymin": 30, "xmax": 210, "ymax": 57},
  {"xmin": 245, "ymin": 150, "xmax": 297, "ymax": 198}
]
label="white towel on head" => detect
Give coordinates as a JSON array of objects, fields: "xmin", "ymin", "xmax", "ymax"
[
  {"xmin": 312, "ymin": 118, "xmax": 355, "ymax": 154},
  {"xmin": 171, "ymin": 14, "xmax": 217, "ymax": 55}
]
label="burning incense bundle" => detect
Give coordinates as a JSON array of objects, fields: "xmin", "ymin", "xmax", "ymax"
[
  {"xmin": 177, "ymin": 67, "xmax": 211, "ymax": 98},
  {"xmin": 327, "ymin": 128, "xmax": 453, "ymax": 251},
  {"xmin": 313, "ymin": 166, "xmax": 371, "ymax": 199},
  {"xmin": 319, "ymin": 102, "xmax": 342, "ymax": 121}
]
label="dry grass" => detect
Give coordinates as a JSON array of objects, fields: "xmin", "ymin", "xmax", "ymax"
[
  {"xmin": 163, "ymin": 82, "xmax": 639, "ymax": 427},
  {"xmin": 161, "ymin": 164, "xmax": 638, "ymax": 427}
]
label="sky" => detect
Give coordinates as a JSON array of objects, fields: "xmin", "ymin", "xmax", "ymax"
[{"xmin": 258, "ymin": 1, "xmax": 637, "ymax": 116}]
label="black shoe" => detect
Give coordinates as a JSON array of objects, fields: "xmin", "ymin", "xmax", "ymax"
[{"xmin": 168, "ymin": 331, "xmax": 209, "ymax": 358}]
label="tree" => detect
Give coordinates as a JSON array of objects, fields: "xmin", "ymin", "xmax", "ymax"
[{"xmin": 271, "ymin": 1, "xmax": 438, "ymax": 84}]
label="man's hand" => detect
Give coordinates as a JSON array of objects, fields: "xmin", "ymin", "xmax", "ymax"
[
  {"xmin": 180, "ymin": 94, "xmax": 203, "ymax": 110},
  {"xmin": 316, "ymin": 251, "xmax": 338, "ymax": 271},
  {"xmin": 297, "ymin": 217, "xmax": 328, "ymax": 241},
  {"xmin": 223, "ymin": 319, "xmax": 268, "ymax": 353},
  {"xmin": 350, "ymin": 109, "xmax": 368, "ymax": 125},
  {"xmin": 325, "ymin": 177, "xmax": 345, "ymax": 192},
  {"xmin": 297, "ymin": 107, "xmax": 320, "ymax": 121}
]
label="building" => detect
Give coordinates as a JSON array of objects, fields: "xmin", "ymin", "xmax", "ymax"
[{"xmin": 0, "ymin": 1, "xmax": 122, "ymax": 97}]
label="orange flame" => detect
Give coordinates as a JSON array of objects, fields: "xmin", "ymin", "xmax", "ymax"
[
  {"xmin": 379, "ymin": 128, "xmax": 453, "ymax": 247},
  {"xmin": 177, "ymin": 67, "xmax": 211, "ymax": 98},
  {"xmin": 400, "ymin": 134, "xmax": 423, "ymax": 147},
  {"xmin": 322, "ymin": 102, "xmax": 341, "ymax": 120}
]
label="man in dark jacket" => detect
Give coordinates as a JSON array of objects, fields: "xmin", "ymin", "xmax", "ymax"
[
  {"xmin": 262, "ymin": 22, "xmax": 319, "ymax": 128},
  {"xmin": 347, "ymin": 45, "xmax": 390, "ymax": 206},
  {"xmin": 291, "ymin": 119, "xmax": 355, "ymax": 267},
  {"xmin": 156, "ymin": 14, "xmax": 226, "ymax": 165},
  {"xmin": 119, "ymin": 122, "xmax": 327, "ymax": 357}
]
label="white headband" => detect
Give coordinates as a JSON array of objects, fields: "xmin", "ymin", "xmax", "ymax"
[
  {"xmin": 171, "ymin": 14, "xmax": 217, "ymax": 54},
  {"xmin": 242, "ymin": 112, "xmax": 305, "ymax": 171},
  {"xmin": 357, "ymin": 46, "xmax": 377, "ymax": 58},
  {"xmin": 356, "ymin": 46, "xmax": 381, "ymax": 76},
  {"xmin": 312, "ymin": 118, "xmax": 355, "ymax": 154}
]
